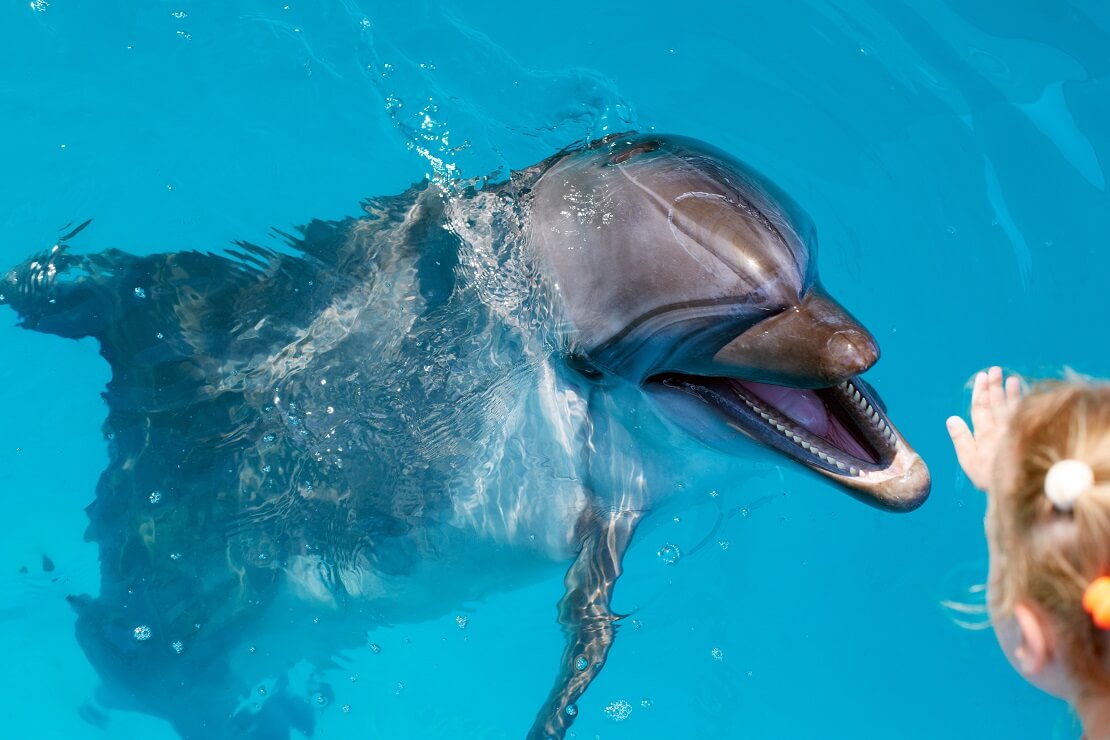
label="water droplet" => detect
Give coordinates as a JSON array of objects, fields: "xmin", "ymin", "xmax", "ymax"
[
  {"xmin": 574, "ymin": 656, "xmax": 588, "ymax": 672},
  {"xmin": 657, "ymin": 543, "xmax": 682, "ymax": 565},
  {"xmin": 133, "ymin": 287, "xmax": 147, "ymax": 299},
  {"xmin": 565, "ymin": 704, "xmax": 578, "ymax": 717},
  {"xmin": 148, "ymin": 490, "xmax": 162, "ymax": 504},
  {"xmin": 368, "ymin": 642, "xmax": 381, "ymax": 654},
  {"xmin": 455, "ymin": 615, "xmax": 468, "ymax": 630},
  {"xmin": 133, "ymin": 625, "xmax": 151, "ymax": 641},
  {"xmin": 711, "ymin": 647, "xmax": 724, "ymax": 661},
  {"xmin": 172, "ymin": 640, "xmax": 184, "ymax": 654},
  {"xmin": 603, "ymin": 699, "xmax": 632, "ymax": 722}
]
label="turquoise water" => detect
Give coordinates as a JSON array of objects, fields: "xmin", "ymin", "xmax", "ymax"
[{"xmin": 1, "ymin": 1, "xmax": 1107, "ymax": 737}]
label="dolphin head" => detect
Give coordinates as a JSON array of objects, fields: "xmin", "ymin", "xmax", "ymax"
[{"xmin": 529, "ymin": 133, "xmax": 929, "ymax": 511}]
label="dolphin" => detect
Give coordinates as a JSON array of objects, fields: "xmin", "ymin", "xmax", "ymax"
[{"xmin": 1, "ymin": 132, "xmax": 929, "ymax": 739}]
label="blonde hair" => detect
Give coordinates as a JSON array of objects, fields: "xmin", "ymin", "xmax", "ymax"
[{"xmin": 989, "ymin": 378, "xmax": 1110, "ymax": 692}]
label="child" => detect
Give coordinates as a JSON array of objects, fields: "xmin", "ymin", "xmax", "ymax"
[{"xmin": 947, "ymin": 367, "xmax": 1110, "ymax": 737}]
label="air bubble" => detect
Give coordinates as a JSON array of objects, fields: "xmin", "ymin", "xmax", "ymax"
[
  {"xmin": 369, "ymin": 642, "xmax": 381, "ymax": 654},
  {"xmin": 342, "ymin": 704, "xmax": 351, "ymax": 713},
  {"xmin": 603, "ymin": 699, "xmax": 632, "ymax": 722},
  {"xmin": 574, "ymin": 655, "xmax": 588, "ymax": 672},
  {"xmin": 313, "ymin": 693, "xmax": 328, "ymax": 707},
  {"xmin": 149, "ymin": 490, "xmax": 162, "ymax": 504},
  {"xmin": 133, "ymin": 287, "xmax": 147, "ymax": 299},
  {"xmin": 718, "ymin": 540, "xmax": 730, "ymax": 551},
  {"xmin": 172, "ymin": 640, "xmax": 184, "ymax": 654},
  {"xmin": 565, "ymin": 704, "xmax": 577, "ymax": 717},
  {"xmin": 133, "ymin": 625, "xmax": 151, "ymax": 641},
  {"xmin": 657, "ymin": 543, "xmax": 681, "ymax": 565},
  {"xmin": 640, "ymin": 698, "xmax": 653, "ymax": 709},
  {"xmin": 711, "ymin": 647, "xmax": 724, "ymax": 661},
  {"xmin": 455, "ymin": 615, "xmax": 468, "ymax": 630}
]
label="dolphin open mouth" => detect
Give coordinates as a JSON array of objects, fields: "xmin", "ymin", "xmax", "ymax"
[{"xmin": 649, "ymin": 373, "xmax": 929, "ymax": 511}]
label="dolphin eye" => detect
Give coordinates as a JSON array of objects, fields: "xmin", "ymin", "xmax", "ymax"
[{"xmin": 608, "ymin": 140, "xmax": 660, "ymax": 165}]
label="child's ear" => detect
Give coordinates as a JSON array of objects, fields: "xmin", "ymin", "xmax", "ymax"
[{"xmin": 1013, "ymin": 600, "xmax": 1053, "ymax": 675}]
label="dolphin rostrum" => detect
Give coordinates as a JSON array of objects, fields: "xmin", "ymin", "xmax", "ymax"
[{"xmin": 1, "ymin": 132, "xmax": 929, "ymax": 739}]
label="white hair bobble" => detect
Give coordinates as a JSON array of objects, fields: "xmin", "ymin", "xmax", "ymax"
[{"xmin": 1044, "ymin": 459, "xmax": 1095, "ymax": 511}]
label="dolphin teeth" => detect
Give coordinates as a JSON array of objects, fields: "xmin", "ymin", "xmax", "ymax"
[
  {"xmin": 849, "ymin": 466, "xmax": 860, "ymax": 476},
  {"xmin": 835, "ymin": 461, "xmax": 847, "ymax": 471},
  {"xmin": 853, "ymin": 389, "xmax": 861, "ymax": 402}
]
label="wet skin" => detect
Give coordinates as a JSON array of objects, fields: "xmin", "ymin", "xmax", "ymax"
[{"xmin": 2, "ymin": 132, "xmax": 928, "ymax": 739}]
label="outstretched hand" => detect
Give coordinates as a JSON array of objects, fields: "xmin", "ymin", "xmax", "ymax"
[{"xmin": 946, "ymin": 366, "xmax": 1023, "ymax": 492}]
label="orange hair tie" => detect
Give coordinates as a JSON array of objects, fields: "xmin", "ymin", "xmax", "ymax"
[{"xmin": 1083, "ymin": 577, "xmax": 1110, "ymax": 630}]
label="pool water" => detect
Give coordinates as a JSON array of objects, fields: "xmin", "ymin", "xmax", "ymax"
[{"xmin": 1, "ymin": 2, "xmax": 1107, "ymax": 738}]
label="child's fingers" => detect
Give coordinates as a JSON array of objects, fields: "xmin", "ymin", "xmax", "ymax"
[
  {"xmin": 988, "ymin": 366, "xmax": 1006, "ymax": 415},
  {"xmin": 1005, "ymin": 374, "xmax": 1022, "ymax": 411},
  {"xmin": 946, "ymin": 415, "xmax": 978, "ymax": 475},
  {"xmin": 970, "ymin": 371, "xmax": 992, "ymax": 433}
]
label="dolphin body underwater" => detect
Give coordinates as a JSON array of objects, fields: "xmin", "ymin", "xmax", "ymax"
[{"xmin": 2, "ymin": 133, "xmax": 929, "ymax": 739}]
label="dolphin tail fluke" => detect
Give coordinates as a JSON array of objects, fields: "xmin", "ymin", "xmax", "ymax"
[{"xmin": 527, "ymin": 507, "xmax": 643, "ymax": 740}]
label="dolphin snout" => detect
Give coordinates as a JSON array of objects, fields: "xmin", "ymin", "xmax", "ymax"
[
  {"xmin": 711, "ymin": 291, "xmax": 879, "ymax": 387},
  {"xmin": 822, "ymin": 329, "xmax": 878, "ymax": 379}
]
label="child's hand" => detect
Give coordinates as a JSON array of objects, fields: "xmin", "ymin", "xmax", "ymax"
[{"xmin": 946, "ymin": 366, "xmax": 1023, "ymax": 492}]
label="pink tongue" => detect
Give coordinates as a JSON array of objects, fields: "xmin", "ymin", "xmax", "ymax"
[
  {"xmin": 737, "ymin": 380, "xmax": 829, "ymax": 436},
  {"xmin": 736, "ymin": 379, "xmax": 877, "ymax": 463}
]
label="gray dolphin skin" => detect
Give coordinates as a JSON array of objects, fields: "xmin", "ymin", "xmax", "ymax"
[{"xmin": 1, "ymin": 132, "xmax": 929, "ymax": 739}]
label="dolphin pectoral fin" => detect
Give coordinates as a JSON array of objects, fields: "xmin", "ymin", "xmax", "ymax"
[{"xmin": 527, "ymin": 506, "xmax": 643, "ymax": 740}]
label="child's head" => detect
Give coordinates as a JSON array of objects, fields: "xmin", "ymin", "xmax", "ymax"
[{"xmin": 987, "ymin": 378, "xmax": 1110, "ymax": 701}]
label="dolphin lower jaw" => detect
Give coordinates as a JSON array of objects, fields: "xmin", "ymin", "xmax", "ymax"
[{"xmin": 652, "ymin": 373, "xmax": 930, "ymax": 511}]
